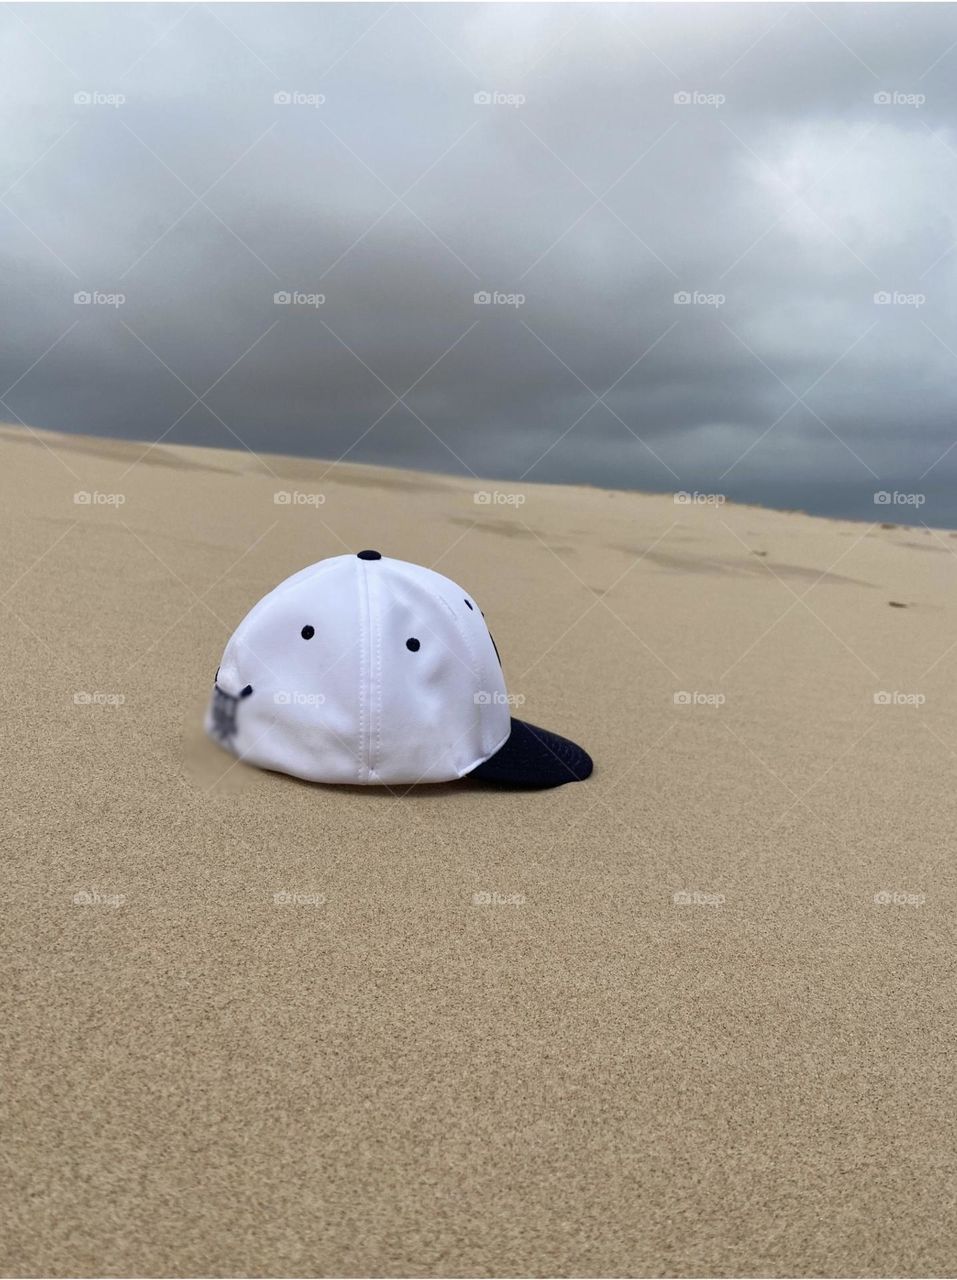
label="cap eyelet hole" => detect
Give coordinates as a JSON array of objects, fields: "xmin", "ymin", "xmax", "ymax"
[
  {"xmin": 406, "ymin": 637, "xmax": 420, "ymax": 652},
  {"xmin": 301, "ymin": 625, "xmax": 315, "ymax": 640}
]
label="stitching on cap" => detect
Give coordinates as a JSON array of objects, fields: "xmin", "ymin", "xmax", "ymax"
[
  {"xmin": 356, "ymin": 559, "xmax": 369, "ymax": 783},
  {"xmin": 431, "ymin": 587, "xmax": 492, "ymax": 765},
  {"xmin": 370, "ymin": 565, "xmax": 382, "ymax": 776},
  {"xmin": 433, "ymin": 590, "xmax": 482, "ymax": 682}
]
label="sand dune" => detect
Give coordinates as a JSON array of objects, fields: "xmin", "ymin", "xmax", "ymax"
[{"xmin": 4, "ymin": 423, "xmax": 957, "ymax": 1278}]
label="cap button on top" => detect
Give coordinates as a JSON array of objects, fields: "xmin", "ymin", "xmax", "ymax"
[{"xmin": 356, "ymin": 549, "xmax": 382, "ymax": 560}]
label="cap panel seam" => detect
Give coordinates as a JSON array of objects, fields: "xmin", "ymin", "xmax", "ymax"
[
  {"xmin": 432, "ymin": 589, "xmax": 482, "ymax": 683},
  {"xmin": 388, "ymin": 560, "xmax": 486, "ymax": 686},
  {"xmin": 369, "ymin": 564, "xmax": 382, "ymax": 778},
  {"xmin": 431, "ymin": 588, "xmax": 493, "ymax": 767},
  {"xmin": 355, "ymin": 557, "xmax": 370, "ymax": 783}
]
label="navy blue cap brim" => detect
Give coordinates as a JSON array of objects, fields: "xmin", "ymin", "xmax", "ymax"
[{"xmin": 468, "ymin": 718, "xmax": 593, "ymax": 789}]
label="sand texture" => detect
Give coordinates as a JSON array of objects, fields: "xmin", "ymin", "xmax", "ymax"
[{"xmin": 3, "ymin": 423, "xmax": 957, "ymax": 1278}]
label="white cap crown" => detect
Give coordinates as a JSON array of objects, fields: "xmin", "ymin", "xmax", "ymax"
[{"xmin": 207, "ymin": 552, "xmax": 510, "ymax": 785}]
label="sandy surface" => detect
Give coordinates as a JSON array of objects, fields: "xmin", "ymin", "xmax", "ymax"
[{"xmin": 4, "ymin": 423, "xmax": 957, "ymax": 1278}]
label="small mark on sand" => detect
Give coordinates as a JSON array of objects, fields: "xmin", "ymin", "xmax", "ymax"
[
  {"xmin": 451, "ymin": 517, "xmax": 530, "ymax": 540},
  {"xmin": 611, "ymin": 545, "xmax": 873, "ymax": 586},
  {"xmin": 302, "ymin": 468, "xmax": 457, "ymax": 496},
  {"xmin": 888, "ymin": 601, "xmax": 907, "ymax": 608}
]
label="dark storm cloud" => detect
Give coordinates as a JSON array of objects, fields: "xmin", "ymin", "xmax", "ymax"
[{"xmin": 3, "ymin": 2, "xmax": 957, "ymax": 521}]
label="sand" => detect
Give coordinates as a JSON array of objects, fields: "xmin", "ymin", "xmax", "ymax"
[{"xmin": 3, "ymin": 422, "xmax": 957, "ymax": 1279}]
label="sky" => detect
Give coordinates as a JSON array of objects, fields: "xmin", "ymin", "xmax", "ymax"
[{"xmin": 3, "ymin": 2, "xmax": 957, "ymax": 524}]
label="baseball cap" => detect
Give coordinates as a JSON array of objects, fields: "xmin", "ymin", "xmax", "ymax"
[{"xmin": 206, "ymin": 550, "xmax": 592, "ymax": 789}]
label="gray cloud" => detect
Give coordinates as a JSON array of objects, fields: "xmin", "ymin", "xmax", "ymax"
[{"xmin": 3, "ymin": 3, "xmax": 957, "ymax": 522}]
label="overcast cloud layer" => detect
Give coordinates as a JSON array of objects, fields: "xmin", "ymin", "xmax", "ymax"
[{"xmin": 3, "ymin": 2, "xmax": 957, "ymax": 523}]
